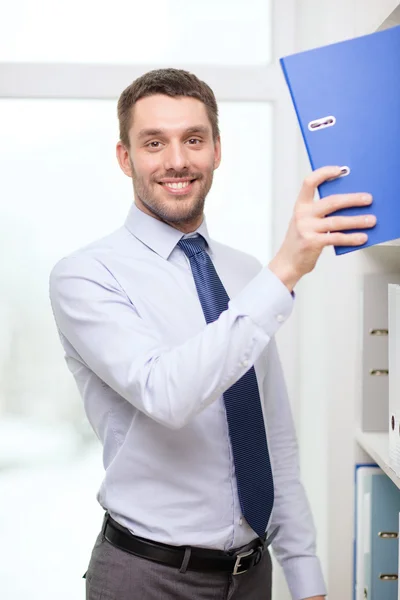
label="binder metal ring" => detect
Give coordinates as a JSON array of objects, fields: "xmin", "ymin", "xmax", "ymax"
[
  {"xmin": 378, "ymin": 531, "xmax": 398, "ymax": 539},
  {"xmin": 308, "ymin": 116, "xmax": 336, "ymax": 131},
  {"xmin": 369, "ymin": 369, "xmax": 389, "ymax": 376},
  {"xmin": 326, "ymin": 165, "xmax": 351, "ymax": 181},
  {"xmin": 338, "ymin": 166, "xmax": 350, "ymax": 177},
  {"xmin": 369, "ymin": 329, "xmax": 388, "ymax": 336}
]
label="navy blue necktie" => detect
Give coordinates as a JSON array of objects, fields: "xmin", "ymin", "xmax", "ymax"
[{"xmin": 178, "ymin": 235, "xmax": 274, "ymax": 538}]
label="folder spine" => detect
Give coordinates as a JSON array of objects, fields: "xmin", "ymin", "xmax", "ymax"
[{"xmin": 279, "ymin": 57, "xmax": 316, "ymax": 172}]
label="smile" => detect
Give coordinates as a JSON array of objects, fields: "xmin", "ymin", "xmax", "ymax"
[
  {"xmin": 163, "ymin": 181, "xmax": 191, "ymax": 190},
  {"xmin": 159, "ymin": 179, "xmax": 196, "ymax": 195}
]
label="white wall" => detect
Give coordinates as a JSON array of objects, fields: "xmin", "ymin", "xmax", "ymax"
[{"xmin": 292, "ymin": 1, "xmax": 400, "ymax": 598}]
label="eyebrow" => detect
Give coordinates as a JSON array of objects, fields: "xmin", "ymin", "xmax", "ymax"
[{"xmin": 137, "ymin": 125, "xmax": 211, "ymax": 140}]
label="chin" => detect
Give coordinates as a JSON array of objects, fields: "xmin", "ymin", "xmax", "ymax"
[
  {"xmin": 137, "ymin": 190, "xmax": 205, "ymax": 224},
  {"xmin": 164, "ymin": 207, "xmax": 202, "ymax": 224},
  {"xmin": 159, "ymin": 196, "xmax": 203, "ymax": 219}
]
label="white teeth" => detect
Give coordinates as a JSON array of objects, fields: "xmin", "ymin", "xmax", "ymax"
[{"xmin": 164, "ymin": 181, "xmax": 190, "ymax": 190}]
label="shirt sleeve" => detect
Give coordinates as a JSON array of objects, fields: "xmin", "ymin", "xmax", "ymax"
[
  {"xmin": 264, "ymin": 338, "xmax": 327, "ymax": 600},
  {"xmin": 49, "ymin": 255, "xmax": 293, "ymax": 430}
]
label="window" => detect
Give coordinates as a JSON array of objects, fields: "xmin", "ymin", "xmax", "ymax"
[
  {"xmin": 0, "ymin": 2, "xmax": 296, "ymax": 598},
  {"xmin": 0, "ymin": 0, "xmax": 272, "ymax": 65}
]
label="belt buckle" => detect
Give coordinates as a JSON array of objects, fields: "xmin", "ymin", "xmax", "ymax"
[{"xmin": 233, "ymin": 549, "xmax": 254, "ymax": 576}]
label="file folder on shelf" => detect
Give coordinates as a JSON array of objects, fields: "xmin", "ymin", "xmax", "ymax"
[
  {"xmin": 398, "ymin": 513, "xmax": 400, "ymax": 600},
  {"xmin": 360, "ymin": 274, "xmax": 400, "ymax": 433},
  {"xmin": 354, "ymin": 464, "xmax": 381, "ymax": 600},
  {"xmin": 363, "ymin": 471, "xmax": 400, "ymax": 599},
  {"xmin": 389, "ymin": 284, "xmax": 400, "ymax": 475},
  {"xmin": 280, "ymin": 25, "xmax": 400, "ymax": 255}
]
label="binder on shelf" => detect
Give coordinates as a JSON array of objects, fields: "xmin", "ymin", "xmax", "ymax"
[
  {"xmin": 360, "ymin": 274, "xmax": 400, "ymax": 433},
  {"xmin": 280, "ymin": 25, "xmax": 400, "ymax": 255},
  {"xmin": 363, "ymin": 471, "xmax": 400, "ymax": 599},
  {"xmin": 354, "ymin": 464, "xmax": 381, "ymax": 600},
  {"xmin": 398, "ymin": 513, "xmax": 400, "ymax": 600},
  {"xmin": 389, "ymin": 284, "xmax": 400, "ymax": 475}
]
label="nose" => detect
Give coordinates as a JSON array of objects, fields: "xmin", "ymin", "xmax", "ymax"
[{"xmin": 163, "ymin": 140, "xmax": 189, "ymax": 173}]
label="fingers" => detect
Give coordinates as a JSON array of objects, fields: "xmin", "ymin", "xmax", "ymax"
[
  {"xmin": 314, "ymin": 192, "xmax": 373, "ymax": 218},
  {"xmin": 296, "ymin": 166, "xmax": 343, "ymax": 205},
  {"xmin": 322, "ymin": 231, "xmax": 368, "ymax": 248},
  {"xmin": 316, "ymin": 213, "xmax": 377, "ymax": 233}
]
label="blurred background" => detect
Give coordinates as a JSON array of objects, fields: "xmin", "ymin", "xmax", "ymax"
[{"xmin": 0, "ymin": 1, "xmax": 398, "ymax": 599}]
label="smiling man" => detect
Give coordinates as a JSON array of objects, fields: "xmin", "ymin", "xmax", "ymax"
[{"xmin": 49, "ymin": 68, "xmax": 375, "ymax": 600}]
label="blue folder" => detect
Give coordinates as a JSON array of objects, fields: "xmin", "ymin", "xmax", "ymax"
[
  {"xmin": 354, "ymin": 464, "xmax": 381, "ymax": 600},
  {"xmin": 280, "ymin": 25, "xmax": 400, "ymax": 255},
  {"xmin": 363, "ymin": 472, "xmax": 400, "ymax": 599}
]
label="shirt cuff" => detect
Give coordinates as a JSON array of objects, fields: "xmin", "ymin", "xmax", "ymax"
[
  {"xmin": 229, "ymin": 267, "xmax": 294, "ymax": 337},
  {"xmin": 282, "ymin": 556, "xmax": 327, "ymax": 600}
]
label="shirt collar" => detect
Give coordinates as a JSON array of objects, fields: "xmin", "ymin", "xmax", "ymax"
[{"xmin": 124, "ymin": 202, "xmax": 214, "ymax": 260}]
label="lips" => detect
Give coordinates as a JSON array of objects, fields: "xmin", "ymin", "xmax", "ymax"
[
  {"xmin": 158, "ymin": 179, "xmax": 196, "ymax": 195},
  {"xmin": 162, "ymin": 180, "xmax": 192, "ymax": 190}
]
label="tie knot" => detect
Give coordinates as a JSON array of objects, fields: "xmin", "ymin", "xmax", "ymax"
[{"xmin": 178, "ymin": 235, "xmax": 207, "ymax": 258}]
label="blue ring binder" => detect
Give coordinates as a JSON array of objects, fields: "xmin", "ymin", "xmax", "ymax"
[{"xmin": 280, "ymin": 25, "xmax": 400, "ymax": 254}]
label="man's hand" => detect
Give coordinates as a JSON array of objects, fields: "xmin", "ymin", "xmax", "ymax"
[
  {"xmin": 303, "ymin": 597, "xmax": 326, "ymax": 600},
  {"xmin": 268, "ymin": 165, "xmax": 376, "ymax": 292}
]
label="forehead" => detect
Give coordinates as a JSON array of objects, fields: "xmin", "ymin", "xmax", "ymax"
[{"xmin": 130, "ymin": 94, "xmax": 212, "ymax": 136}]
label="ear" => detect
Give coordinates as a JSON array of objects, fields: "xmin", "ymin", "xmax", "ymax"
[
  {"xmin": 116, "ymin": 141, "xmax": 133, "ymax": 178},
  {"xmin": 213, "ymin": 136, "xmax": 222, "ymax": 170}
]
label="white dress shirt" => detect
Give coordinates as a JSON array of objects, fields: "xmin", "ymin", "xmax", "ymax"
[{"xmin": 49, "ymin": 202, "xmax": 326, "ymax": 600}]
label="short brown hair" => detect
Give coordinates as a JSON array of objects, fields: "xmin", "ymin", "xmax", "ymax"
[{"xmin": 117, "ymin": 68, "xmax": 220, "ymax": 148}]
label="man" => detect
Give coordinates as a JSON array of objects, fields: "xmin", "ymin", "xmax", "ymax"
[{"xmin": 49, "ymin": 68, "xmax": 375, "ymax": 600}]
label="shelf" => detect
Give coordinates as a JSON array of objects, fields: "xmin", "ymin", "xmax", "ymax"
[
  {"xmin": 355, "ymin": 430, "xmax": 400, "ymax": 490},
  {"xmin": 377, "ymin": 239, "xmax": 400, "ymax": 247}
]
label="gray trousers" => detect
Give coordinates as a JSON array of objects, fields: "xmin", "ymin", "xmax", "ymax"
[{"xmin": 85, "ymin": 530, "xmax": 272, "ymax": 600}]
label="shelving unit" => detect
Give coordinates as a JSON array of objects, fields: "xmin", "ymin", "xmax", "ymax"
[
  {"xmin": 353, "ymin": 6, "xmax": 400, "ymax": 482},
  {"xmin": 295, "ymin": 2, "xmax": 400, "ymax": 598},
  {"xmin": 351, "ymin": 12, "xmax": 400, "ymax": 599},
  {"xmin": 378, "ymin": 239, "xmax": 400, "ymax": 247},
  {"xmin": 355, "ymin": 430, "xmax": 400, "ymax": 489}
]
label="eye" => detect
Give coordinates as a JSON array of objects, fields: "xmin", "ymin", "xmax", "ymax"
[
  {"xmin": 146, "ymin": 141, "xmax": 162, "ymax": 149},
  {"xmin": 187, "ymin": 138, "xmax": 202, "ymax": 145}
]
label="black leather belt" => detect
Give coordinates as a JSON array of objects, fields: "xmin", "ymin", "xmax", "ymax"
[{"xmin": 101, "ymin": 512, "xmax": 278, "ymax": 576}]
